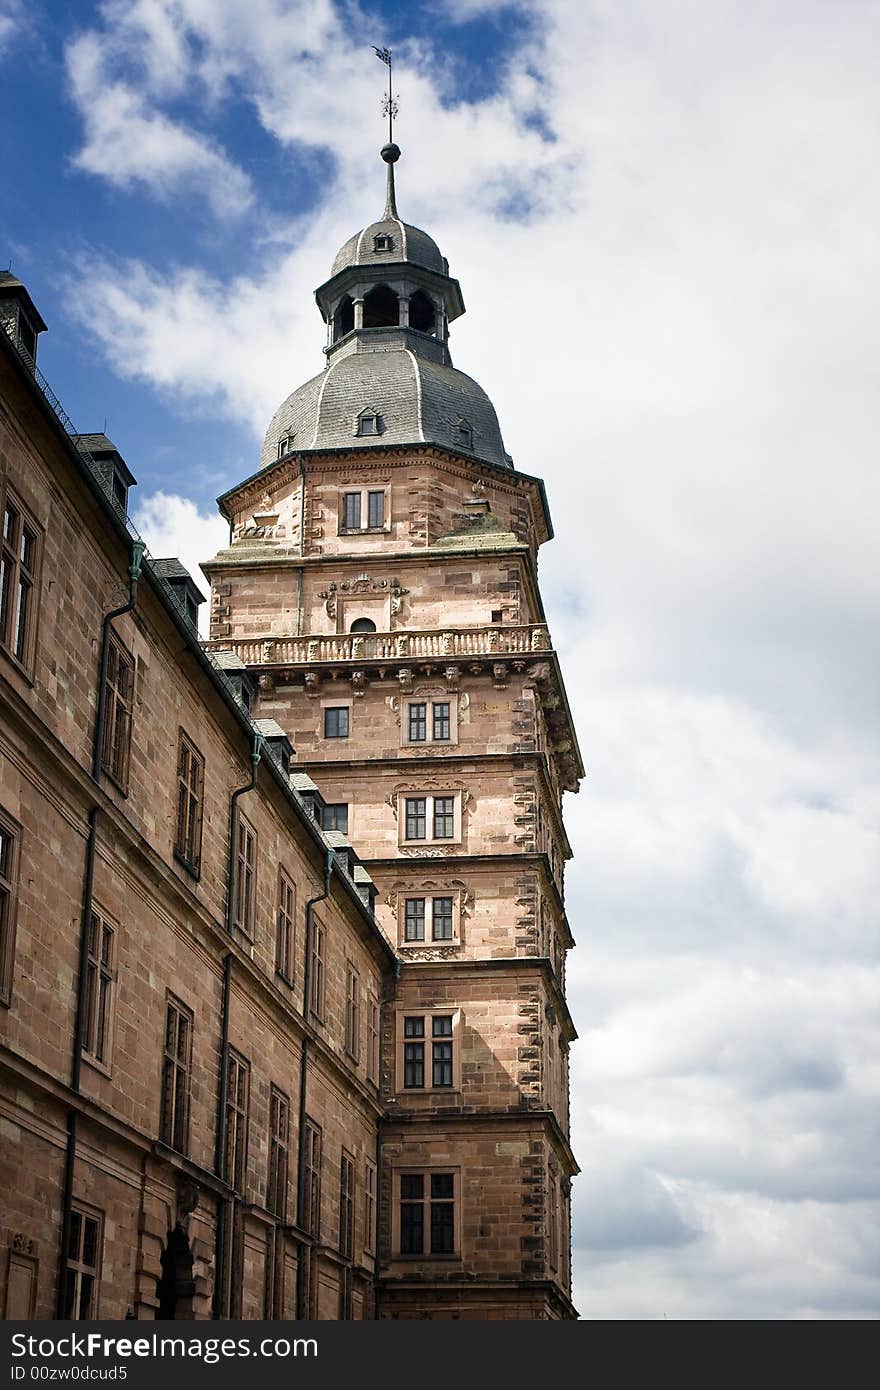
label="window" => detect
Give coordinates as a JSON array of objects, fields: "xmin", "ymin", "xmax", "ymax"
[
  {"xmin": 277, "ymin": 433, "xmax": 295, "ymax": 459},
  {"xmin": 174, "ymin": 733, "xmax": 204, "ymax": 874},
  {"xmin": 232, "ymin": 814, "xmax": 256, "ymax": 936},
  {"xmin": 63, "ymin": 1206, "xmax": 102, "ymax": 1320},
  {"xmin": 349, "ymin": 618, "xmax": 376, "ymax": 634},
  {"xmin": 160, "ymin": 997, "xmax": 192, "ymax": 1154},
  {"xmin": 432, "ymin": 702, "xmax": 451, "ymax": 742},
  {"xmin": 0, "ymin": 809, "xmax": 20, "ymax": 1004},
  {"xmin": 267, "ymin": 1086, "xmax": 290, "ymax": 1218},
  {"xmin": 303, "ymin": 1120, "xmax": 322, "ymax": 1236},
  {"xmin": 339, "ymin": 486, "xmax": 389, "ymax": 532},
  {"xmin": 491, "ymin": 609, "xmax": 503, "ymax": 623},
  {"xmin": 365, "ymin": 1159, "xmax": 377, "ymax": 1255},
  {"xmin": 397, "ymin": 1171, "xmax": 456, "ymax": 1257},
  {"xmin": 310, "ymin": 919, "xmax": 325, "ymax": 1019},
  {"xmin": 408, "ymin": 703, "xmax": 427, "ymax": 742},
  {"xmin": 398, "ymin": 1011, "xmax": 458, "ymax": 1092},
  {"xmin": 548, "ymin": 1174, "xmax": 559, "ymax": 1272},
  {"xmin": 356, "ymin": 413, "xmax": 379, "ymax": 437},
  {"xmin": 399, "ymin": 894, "xmax": 459, "ymax": 949},
  {"xmin": 373, "ymin": 233, "xmax": 394, "ymax": 252},
  {"xmin": 399, "ymin": 793, "xmax": 462, "ymax": 845},
  {"xmin": 324, "ymin": 706, "xmax": 349, "ymax": 739},
  {"xmin": 455, "ymin": 419, "xmax": 473, "ymax": 449},
  {"xmin": 0, "ymin": 484, "xmax": 41, "ymax": 672},
  {"xmin": 404, "ymin": 897, "xmax": 425, "ymax": 942},
  {"xmin": 82, "ymin": 910, "xmax": 115, "ymax": 1066},
  {"xmin": 321, "ymin": 803, "xmax": 349, "ymax": 833},
  {"xmin": 433, "ymin": 797, "xmax": 454, "ymax": 839},
  {"xmin": 403, "ymin": 700, "xmax": 456, "ymax": 746},
  {"xmin": 339, "ymin": 1153, "xmax": 355, "ymax": 1260},
  {"xmin": 100, "ymin": 632, "xmax": 134, "ymax": 791},
  {"xmin": 345, "ymin": 965, "xmax": 360, "ymax": 1061},
  {"xmin": 224, "ymin": 1049, "xmax": 250, "ymax": 1191},
  {"xmin": 367, "ymin": 490, "xmax": 385, "ymax": 528},
  {"xmin": 275, "ymin": 869, "xmax": 296, "ymax": 982},
  {"xmin": 405, "ymin": 797, "xmax": 426, "ymax": 841},
  {"xmin": 367, "ymin": 996, "xmax": 379, "ymax": 1086}
]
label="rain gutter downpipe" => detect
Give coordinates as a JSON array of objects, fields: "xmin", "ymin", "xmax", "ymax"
[
  {"xmin": 295, "ymin": 846, "xmax": 333, "ymax": 1319},
  {"xmin": 212, "ymin": 952, "xmax": 234, "ymax": 1319}
]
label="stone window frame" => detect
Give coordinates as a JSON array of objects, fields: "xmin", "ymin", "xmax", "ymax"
[
  {"xmin": 0, "ymin": 805, "xmax": 21, "ymax": 1006},
  {"xmin": 63, "ymin": 1202, "xmax": 104, "ymax": 1320},
  {"xmin": 231, "ymin": 812, "xmax": 257, "ymax": 938},
  {"xmin": 160, "ymin": 993, "xmax": 193, "ymax": 1156},
  {"xmin": 391, "ymin": 1165, "xmax": 462, "ymax": 1261},
  {"xmin": 99, "ymin": 630, "xmax": 134, "ymax": 794},
  {"xmin": 339, "ymin": 1150, "xmax": 355, "ymax": 1260},
  {"xmin": 321, "ymin": 697, "xmax": 352, "ymax": 741},
  {"xmin": 401, "ymin": 697, "xmax": 458, "ymax": 749},
  {"xmin": 366, "ymin": 993, "xmax": 380, "ymax": 1086},
  {"xmin": 174, "ymin": 730, "xmax": 204, "ymax": 877},
  {"xmin": 0, "ymin": 477, "xmax": 43, "ymax": 679},
  {"xmin": 395, "ymin": 1006, "xmax": 462, "ymax": 1094},
  {"xmin": 223, "ymin": 1047, "xmax": 250, "ymax": 1193},
  {"xmin": 303, "ymin": 1118, "xmax": 322, "ymax": 1237},
  {"xmin": 398, "ymin": 791, "xmax": 463, "ymax": 848},
  {"xmin": 267, "ymin": 1085, "xmax": 290, "ymax": 1219},
  {"xmin": 309, "ymin": 917, "xmax": 326, "ymax": 1021},
  {"xmin": 321, "ymin": 803, "xmax": 349, "ymax": 834},
  {"xmin": 397, "ymin": 889, "xmax": 463, "ymax": 951},
  {"xmin": 337, "ymin": 484, "xmax": 391, "ymax": 535},
  {"xmin": 345, "ymin": 961, "xmax": 360, "ymax": 1063},
  {"xmin": 275, "ymin": 867, "xmax": 296, "ymax": 986},
  {"xmin": 81, "ymin": 905, "xmax": 118, "ymax": 1076},
  {"xmin": 364, "ymin": 1157, "xmax": 377, "ymax": 1257}
]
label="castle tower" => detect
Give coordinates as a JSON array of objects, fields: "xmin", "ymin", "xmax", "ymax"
[{"xmin": 204, "ymin": 144, "xmax": 582, "ymax": 1320}]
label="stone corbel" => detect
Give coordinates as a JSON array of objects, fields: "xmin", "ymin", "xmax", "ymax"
[
  {"xmin": 258, "ymin": 672, "xmax": 275, "ymax": 693},
  {"xmin": 444, "ymin": 665, "xmax": 460, "ymax": 692},
  {"xmin": 351, "ymin": 670, "xmax": 366, "ymax": 698},
  {"xmin": 304, "ymin": 670, "xmax": 320, "ymax": 697},
  {"xmin": 492, "ymin": 662, "xmax": 508, "ymax": 688},
  {"xmin": 398, "ymin": 668, "xmax": 413, "ymax": 693}
]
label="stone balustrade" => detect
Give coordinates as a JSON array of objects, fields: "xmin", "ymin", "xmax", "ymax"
[{"xmin": 205, "ymin": 623, "xmax": 552, "ymax": 667}]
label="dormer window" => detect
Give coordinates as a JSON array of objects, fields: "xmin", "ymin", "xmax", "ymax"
[
  {"xmin": 373, "ymin": 233, "xmax": 394, "ymax": 253},
  {"xmin": 455, "ymin": 419, "xmax": 473, "ymax": 450},
  {"xmin": 355, "ymin": 410, "xmax": 381, "ymax": 437},
  {"xmin": 277, "ymin": 433, "xmax": 295, "ymax": 459}
]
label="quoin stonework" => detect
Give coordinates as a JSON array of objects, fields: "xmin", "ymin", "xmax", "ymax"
[{"xmin": 0, "ymin": 142, "xmax": 582, "ymax": 1321}]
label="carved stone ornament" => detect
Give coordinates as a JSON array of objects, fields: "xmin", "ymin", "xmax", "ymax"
[
  {"xmin": 12, "ymin": 1234, "xmax": 36, "ymax": 1255},
  {"xmin": 351, "ymin": 670, "xmax": 366, "ymax": 698},
  {"xmin": 175, "ymin": 1177, "xmax": 200, "ymax": 1231},
  {"xmin": 258, "ymin": 672, "xmax": 275, "ymax": 693},
  {"xmin": 397, "ymin": 668, "xmax": 414, "ymax": 693},
  {"xmin": 444, "ymin": 665, "xmax": 460, "ymax": 692},
  {"xmin": 304, "ymin": 670, "xmax": 320, "ymax": 697},
  {"xmin": 319, "ymin": 574, "xmax": 409, "ymax": 621},
  {"xmin": 492, "ymin": 662, "xmax": 508, "ymax": 688},
  {"xmin": 403, "ymin": 946, "xmax": 460, "ymax": 961}
]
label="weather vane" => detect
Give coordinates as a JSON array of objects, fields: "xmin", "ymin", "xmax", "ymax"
[{"xmin": 373, "ymin": 45, "xmax": 399, "ymax": 143}]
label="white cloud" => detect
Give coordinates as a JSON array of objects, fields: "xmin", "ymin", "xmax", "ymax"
[
  {"xmin": 58, "ymin": 0, "xmax": 880, "ymax": 1318},
  {"xmin": 133, "ymin": 491, "xmax": 229, "ymax": 634}
]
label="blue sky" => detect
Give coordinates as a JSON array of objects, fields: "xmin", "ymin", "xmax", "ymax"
[{"xmin": 2, "ymin": 0, "xmax": 880, "ymax": 1320}]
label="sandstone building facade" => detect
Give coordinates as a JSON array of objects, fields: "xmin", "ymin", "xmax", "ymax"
[{"xmin": 0, "ymin": 146, "xmax": 581, "ymax": 1320}]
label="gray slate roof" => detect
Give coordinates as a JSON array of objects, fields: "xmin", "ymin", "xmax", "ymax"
[
  {"xmin": 331, "ymin": 217, "xmax": 446, "ymax": 277},
  {"xmin": 261, "ymin": 348, "xmax": 510, "ymax": 471}
]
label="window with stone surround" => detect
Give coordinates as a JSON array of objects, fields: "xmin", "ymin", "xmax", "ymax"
[
  {"xmin": 232, "ymin": 813, "xmax": 257, "ymax": 936},
  {"xmin": 160, "ymin": 995, "xmax": 192, "ymax": 1154},
  {"xmin": 399, "ymin": 792, "xmax": 462, "ymax": 847},
  {"xmin": 345, "ymin": 964, "xmax": 360, "ymax": 1062},
  {"xmin": 174, "ymin": 731, "xmax": 204, "ymax": 875},
  {"xmin": 309, "ymin": 918, "xmax": 326, "ymax": 1020},
  {"xmin": 394, "ymin": 1169, "xmax": 459, "ymax": 1258},
  {"xmin": 323, "ymin": 705, "xmax": 349, "ymax": 739},
  {"xmin": 267, "ymin": 1085, "xmax": 290, "ymax": 1218},
  {"xmin": 364, "ymin": 1158, "xmax": 377, "ymax": 1255},
  {"xmin": 100, "ymin": 631, "xmax": 134, "ymax": 791},
  {"xmin": 0, "ymin": 807, "xmax": 21, "ymax": 1005},
  {"xmin": 396, "ymin": 1009, "xmax": 460, "ymax": 1092},
  {"xmin": 321, "ymin": 803, "xmax": 349, "ymax": 833},
  {"xmin": 0, "ymin": 481, "xmax": 42, "ymax": 675},
  {"xmin": 275, "ymin": 868, "xmax": 296, "ymax": 983},
  {"xmin": 366, "ymin": 994, "xmax": 379, "ymax": 1085},
  {"xmin": 338, "ymin": 485, "xmax": 390, "ymax": 534},
  {"xmin": 403, "ymin": 699, "xmax": 456, "ymax": 747},
  {"xmin": 303, "ymin": 1119, "xmax": 322, "ymax": 1236},
  {"xmin": 400, "ymin": 894, "xmax": 459, "ymax": 948},
  {"xmin": 82, "ymin": 908, "xmax": 116, "ymax": 1069},
  {"xmin": 339, "ymin": 1151, "xmax": 355, "ymax": 1260},
  {"xmin": 223, "ymin": 1048, "xmax": 250, "ymax": 1192},
  {"xmin": 548, "ymin": 1172, "xmax": 559, "ymax": 1272},
  {"xmin": 63, "ymin": 1205, "xmax": 103, "ymax": 1320}
]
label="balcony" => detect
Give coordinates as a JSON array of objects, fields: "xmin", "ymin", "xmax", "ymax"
[{"xmin": 204, "ymin": 623, "xmax": 552, "ymax": 669}]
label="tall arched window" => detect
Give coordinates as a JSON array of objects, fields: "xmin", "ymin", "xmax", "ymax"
[
  {"xmin": 334, "ymin": 295, "xmax": 354, "ymax": 340},
  {"xmin": 409, "ymin": 289, "xmax": 436, "ymax": 335},
  {"xmin": 350, "ymin": 618, "xmax": 377, "ymax": 633},
  {"xmin": 363, "ymin": 284, "xmax": 399, "ymax": 328}
]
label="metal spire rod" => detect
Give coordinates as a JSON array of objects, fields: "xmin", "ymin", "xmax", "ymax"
[{"xmin": 373, "ymin": 45, "xmax": 398, "ymax": 143}]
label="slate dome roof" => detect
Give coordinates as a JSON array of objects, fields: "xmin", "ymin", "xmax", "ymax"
[
  {"xmin": 261, "ymin": 348, "xmax": 510, "ymax": 470},
  {"xmin": 330, "ymin": 218, "xmax": 446, "ymax": 278}
]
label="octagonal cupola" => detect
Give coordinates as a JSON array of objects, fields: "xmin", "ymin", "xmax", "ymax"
[{"xmin": 315, "ymin": 144, "xmax": 465, "ymax": 363}]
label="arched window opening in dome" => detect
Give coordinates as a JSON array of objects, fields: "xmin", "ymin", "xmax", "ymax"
[
  {"xmin": 350, "ymin": 617, "xmax": 377, "ymax": 634},
  {"xmin": 277, "ymin": 432, "xmax": 295, "ymax": 459},
  {"xmin": 455, "ymin": 419, "xmax": 473, "ymax": 450},
  {"xmin": 334, "ymin": 295, "xmax": 354, "ymax": 340},
  {"xmin": 363, "ymin": 284, "xmax": 399, "ymax": 329},
  {"xmin": 373, "ymin": 233, "xmax": 394, "ymax": 254},
  {"xmin": 409, "ymin": 290, "xmax": 436, "ymax": 336}
]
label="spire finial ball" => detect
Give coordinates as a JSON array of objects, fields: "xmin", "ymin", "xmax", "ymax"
[{"xmin": 381, "ymin": 143, "xmax": 401, "ymax": 164}]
